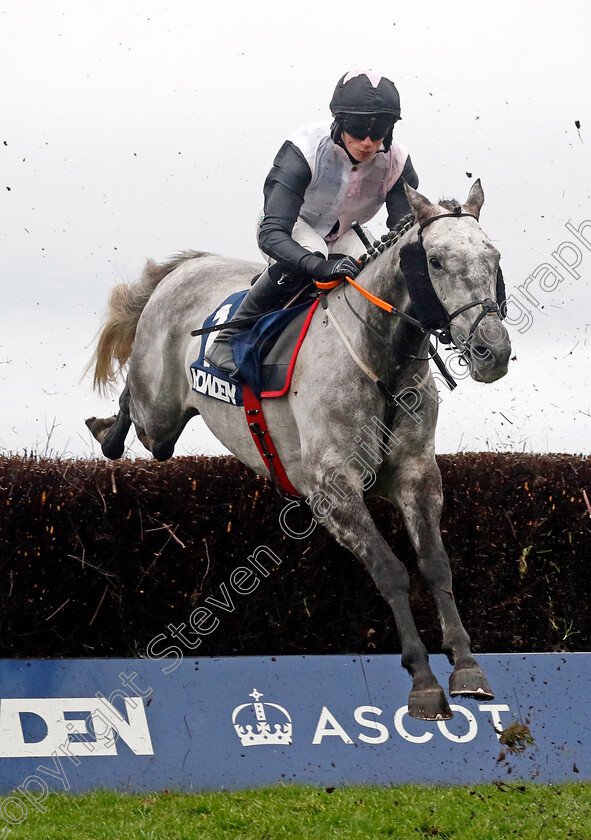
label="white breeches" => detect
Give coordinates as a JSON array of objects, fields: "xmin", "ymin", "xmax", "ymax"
[
  {"xmin": 258, "ymin": 217, "xmax": 375, "ymax": 266},
  {"xmin": 290, "ymin": 218, "xmax": 375, "ymax": 260}
]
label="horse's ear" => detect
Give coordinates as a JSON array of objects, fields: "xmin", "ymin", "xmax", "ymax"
[
  {"xmin": 463, "ymin": 179, "xmax": 485, "ymax": 219},
  {"xmin": 404, "ymin": 183, "xmax": 439, "ymax": 225}
]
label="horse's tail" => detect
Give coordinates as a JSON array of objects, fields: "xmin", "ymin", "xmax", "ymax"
[{"xmin": 89, "ymin": 250, "xmax": 207, "ymax": 394}]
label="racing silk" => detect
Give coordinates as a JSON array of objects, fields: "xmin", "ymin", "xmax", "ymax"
[
  {"xmin": 288, "ymin": 120, "xmax": 408, "ymax": 240},
  {"xmin": 258, "ymin": 120, "xmax": 417, "ymax": 276}
]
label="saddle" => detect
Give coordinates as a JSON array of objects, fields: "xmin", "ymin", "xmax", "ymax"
[{"xmin": 190, "ymin": 291, "xmax": 319, "ymax": 406}]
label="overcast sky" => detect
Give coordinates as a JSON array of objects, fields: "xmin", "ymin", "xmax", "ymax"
[{"xmin": 1, "ymin": 0, "xmax": 590, "ymax": 460}]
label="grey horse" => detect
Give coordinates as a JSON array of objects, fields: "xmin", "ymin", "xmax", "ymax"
[{"xmin": 86, "ymin": 181, "xmax": 511, "ymax": 721}]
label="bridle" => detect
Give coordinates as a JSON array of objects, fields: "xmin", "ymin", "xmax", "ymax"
[
  {"xmin": 417, "ymin": 211, "xmax": 479, "ymax": 242},
  {"xmin": 317, "ymin": 211, "xmax": 504, "ymax": 350},
  {"xmin": 417, "ymin": 211, "xmax": 503, "ymax": 346}
]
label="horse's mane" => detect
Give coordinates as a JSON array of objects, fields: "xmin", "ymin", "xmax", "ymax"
[{"xmin": 391, "ymin": 212, "xmax": 415, "ymax": 234}]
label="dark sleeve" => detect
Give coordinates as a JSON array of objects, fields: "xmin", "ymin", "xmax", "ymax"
[
  {"xmin": 385, "ymin": 154, "xmax": 419, "ymax": 229},
  {"xmin": 257, "ymin": 141, "xmax": 326, "ymax": 276}
]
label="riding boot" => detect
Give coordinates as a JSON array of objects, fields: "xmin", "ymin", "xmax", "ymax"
[{"xmin": 204, "ymin": 264, "xmax": 302, "ymax": 377}]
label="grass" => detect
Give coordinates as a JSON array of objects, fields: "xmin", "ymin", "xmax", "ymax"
[{"xmin": 4, "ymin": 783, "xmax": 591, "ymax": 839}]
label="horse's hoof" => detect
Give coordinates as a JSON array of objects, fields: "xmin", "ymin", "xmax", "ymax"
[
  {"xmin": 152, "ymin": 441, "xmax": 175, "ymax": 461},
  {"xmin": 101, "ymin": 440, "xmax": 125, "ymax": 460},
  {"xmin": 408, "ymin": 687, "xmax": 453, "ymax": 721},
  {"xmin": 85, "ymin": 416, "xmax": 116, "ymax": 443},
  {"xmin": 449, "ymin": 666, "xmax": 494, "ymax": 700}
]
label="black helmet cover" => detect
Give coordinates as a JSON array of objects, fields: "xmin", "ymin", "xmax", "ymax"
[
  {"xmin": 330, "ymin": 70, "xmax": 401, "ymax": 152},
  {"xmin": 330, "ymin": 69, "xmax": 401, "ymax": 118}
]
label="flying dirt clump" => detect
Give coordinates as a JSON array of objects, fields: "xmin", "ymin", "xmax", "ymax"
[{"xmin": 497, "ymin": 721, "xmax": 535, "ymax": 762}]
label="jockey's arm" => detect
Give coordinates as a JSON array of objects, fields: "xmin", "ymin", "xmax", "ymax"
[
  {"xmin": 257, "ymin": 142, "xmax": 329, "ymax": 278},
  {"xmin": 385, "ymin": 154, "xmax": 419, "ymax": 229}
]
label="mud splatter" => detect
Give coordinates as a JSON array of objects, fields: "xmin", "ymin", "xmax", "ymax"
[{"xmin": 497, "ymin": 721, "xmax": 535, "ymax": 762}]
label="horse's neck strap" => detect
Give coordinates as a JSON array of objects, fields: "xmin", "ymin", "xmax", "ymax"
[
  {"xmin": 417, "ymin": 212, "xmax": 479, "ymax": 243},
  {"xmin": 323, "ymin": 304, "xmax": 381, "ymax": 386}
]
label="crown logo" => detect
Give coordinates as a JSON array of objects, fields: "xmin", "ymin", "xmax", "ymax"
[{"xmin": 232, "ymin": 689, "xmax": 293, "ymax": 747}]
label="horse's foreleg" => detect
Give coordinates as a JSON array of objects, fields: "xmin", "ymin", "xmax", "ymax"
[
  {"xmin": 391, "ymin": 456, "xmax": 493, "ymax": 701},
  {"xmin": 85, "ymin": 385, "xmax": 132, "ymax": 460},
  {"xmin": 134, "ymin": 427, "xmax": 175, "ymax": 461},
  {"xmin": 313, "ymin": 469, "xmax": 452, "ymax": 720}
]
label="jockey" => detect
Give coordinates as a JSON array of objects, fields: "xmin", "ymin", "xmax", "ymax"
[{"xmin": 205, "ymin": 69, "xmax": 419, "ymax": 376}]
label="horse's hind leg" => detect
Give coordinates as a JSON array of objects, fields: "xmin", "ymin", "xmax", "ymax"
[
  {"xmin": 389, "ymin": 455, "xmax": 493, "ymax": 700},
  {"xmin": 133, "ymin": 405, "xmax": 199, "ymax": 462},
  {"xmin": 85, "ymin": 385, "xmax": 132, "ymax": 459},
  {"xmin": 310, "ymin": 467, "xmax": 452, "ymax": 720}
]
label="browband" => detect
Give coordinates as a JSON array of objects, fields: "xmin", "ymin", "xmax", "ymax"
[{"xmin": 418, "ymin": 212, "xmax": 479, "ymax": 243}]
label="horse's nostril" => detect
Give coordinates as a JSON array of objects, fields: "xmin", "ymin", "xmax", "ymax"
[{"xmin": 471, "ymin": 345, "xmax": 493, "ymax": 363}]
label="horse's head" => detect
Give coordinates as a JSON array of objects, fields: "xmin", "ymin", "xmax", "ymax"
[{"xmin": 401, "ymin": 180, "xmax": 511, "ymax": 383}]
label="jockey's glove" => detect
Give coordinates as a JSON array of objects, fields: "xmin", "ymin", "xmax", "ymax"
[{"xmin": 314, "ymin": 255, "xmax": 362, "ymax": 281}]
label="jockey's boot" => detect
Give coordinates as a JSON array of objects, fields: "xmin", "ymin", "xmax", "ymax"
[{"xmin": 204, "ymin": 264, "xmax": 302, "ymax": 378}]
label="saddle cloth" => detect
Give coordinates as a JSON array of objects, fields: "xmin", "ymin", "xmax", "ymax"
[{"xmin": 190, "ymin": 291, "xmax": 319, "ymax": 406}]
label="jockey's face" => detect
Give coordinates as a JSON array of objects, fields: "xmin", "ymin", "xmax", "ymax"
[{"xmin": 342, "ymin": 131, "xmax": 383, "ymax": 162}]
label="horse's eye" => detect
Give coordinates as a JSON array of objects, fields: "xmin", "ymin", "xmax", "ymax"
[{"xmin": 429, "ymin": 257, "xmax": 442, "ymax": 269}]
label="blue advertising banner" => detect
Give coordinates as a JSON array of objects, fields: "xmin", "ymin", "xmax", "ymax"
[{"xmin": 0, "ymin": 653, "xmax": 587, "ymax": 799}]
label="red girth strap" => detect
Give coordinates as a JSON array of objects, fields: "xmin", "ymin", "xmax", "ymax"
[{"xmin": 242, "ymin": 383, "xmax": 301, "ymax": 498}]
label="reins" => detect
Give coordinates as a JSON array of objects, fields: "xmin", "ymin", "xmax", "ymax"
[
  {"xmin": 314, "ymin": 210, "xmax": 506, "ymax": 433},
  {"xmin": 317, "ymin": 273, "xmax": 426, "ymax": 331},
  {"xmin": 316, "ymin": 210, "xmax": 503, "ymax": 352},
  {"xmin": 330, "ymin": 269, "xmax": 501, "ymax": 348}
]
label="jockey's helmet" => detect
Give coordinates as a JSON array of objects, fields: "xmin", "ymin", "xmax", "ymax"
[{"xmin": 330, "ymin": 70, "xmax": 401, "ymax": 151}]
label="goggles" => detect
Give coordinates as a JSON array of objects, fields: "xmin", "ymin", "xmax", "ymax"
[{"xmin": 342, "ymin": 114, "xmax": 396, "ymax": 142}]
